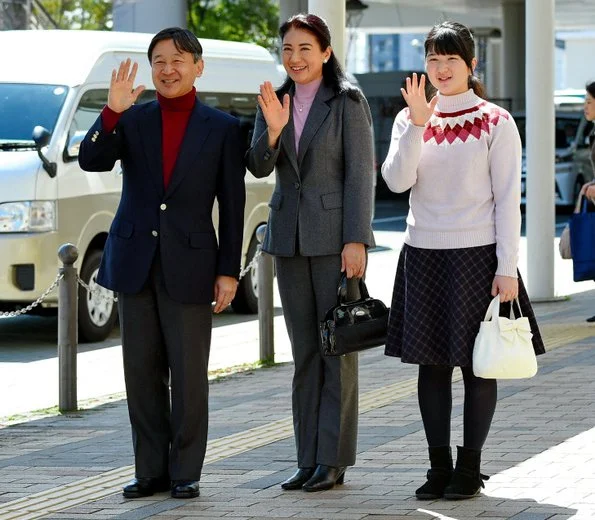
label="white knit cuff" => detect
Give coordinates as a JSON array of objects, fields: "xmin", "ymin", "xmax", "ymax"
[{"xmin": 495, "ymin": 258, "xmax": 518, "ymax": 278}]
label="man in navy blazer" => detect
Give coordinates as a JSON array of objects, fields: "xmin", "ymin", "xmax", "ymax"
[{"xmin": 78, "ymin": 28, "xmax": 245, "ymax": 499}]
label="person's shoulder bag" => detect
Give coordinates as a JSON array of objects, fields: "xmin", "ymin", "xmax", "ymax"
[{"xmin": 570, "ymin": 193, "xmax": 595, "ymax": 281}]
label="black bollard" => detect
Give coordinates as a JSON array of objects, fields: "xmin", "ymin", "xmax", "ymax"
[
  {"xmin": 256, "ymin": 225, "xmax": 274, "ymax": 363},
  {"xmin": 57, "ymin": 243, "xmax": 79, "ymax": 412}
]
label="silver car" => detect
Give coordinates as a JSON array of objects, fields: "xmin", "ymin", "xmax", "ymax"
[{"xmin": 516, "ymin": 109, "xmax": 594, "ymax": 207}]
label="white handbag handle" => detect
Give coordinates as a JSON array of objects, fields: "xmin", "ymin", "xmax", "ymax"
[{"xmin": 483, "ymin": 294, "xmax": 524, "ymax": 321}]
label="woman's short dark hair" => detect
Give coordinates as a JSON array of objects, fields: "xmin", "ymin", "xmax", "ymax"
[
  {"xmin": 424, "ymin": 21, "xmax": 487, "ymax": 98},
  {"xmin": 277, "ymin": 13, "xmax": 360, "ymax": 101},
  {"xmin": 586, "ymin": 81, "xmax": 595, "ymax": 98},
  {"xmin": 148, "ymin": 27, "xmax": 203, "ymax": 63}
]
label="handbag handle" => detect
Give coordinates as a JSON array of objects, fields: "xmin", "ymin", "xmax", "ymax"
[
  {"xmin": 483, "ymin": 294, "xmax": 524, "ymax": 321},
  {"xmin": 337, "ymin": 273, "xmax": 370, "ymax": 304}
]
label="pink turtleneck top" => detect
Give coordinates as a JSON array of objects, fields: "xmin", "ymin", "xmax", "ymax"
[{"xmin": 293, "ymin": 77, "xmax": 323, "ymax": 153}]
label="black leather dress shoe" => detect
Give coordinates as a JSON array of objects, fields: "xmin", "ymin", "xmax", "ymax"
[
  {"xmin": 171, "ymin": 480, "xmax": 200, "ymax": 499},
  {"xmin": 280, "ymin": 467, "xmax": 315, "ymax": 490},
  {"xmin": 122, "ymin": 477, "xmax": 170, "ymax": 498},
  {"xmin": 302, "ymin": 465, "xmax": 346, "ymax": 492}
]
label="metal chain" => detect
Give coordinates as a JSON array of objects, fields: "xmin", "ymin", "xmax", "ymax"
[
  {"xmin": 238, "ymin": 248, "xmax": 262, "ymax": 280},
  {"xmin": 1, "ymin": 250, "xmax": 261, "ymax": 319},
  {"xmin": 77, "ymin": 275, "xmax": 118, "ymax": 303},
  {"xmin": 0, "ymin": 272, "xmax": 64, "ymax": 318}
]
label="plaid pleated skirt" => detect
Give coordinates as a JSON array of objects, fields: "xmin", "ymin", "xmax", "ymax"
[{"xmin": 385, "ymin": 243, "xmax": 546, "ymax": 366}]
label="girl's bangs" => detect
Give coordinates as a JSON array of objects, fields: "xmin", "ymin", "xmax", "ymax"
[{"xmin": 426, "ymin": 29, "xmax": 466, "ymax": 57}]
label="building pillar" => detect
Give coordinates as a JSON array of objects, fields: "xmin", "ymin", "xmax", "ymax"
[
  {"xmin": 525, "ymin": 0, "xmax": 556, "ymax": 300},
  {"xmin": 308, "ymin": 0, "xmax": 346, "ymax": 67},
  {"xmin": 280, "ymin": 0, "xmax": 308, "ymax": 24},
  {"xmin": 0, "ymin": 0, "xmax": 30, "ymax": 29},
  {"xmin": 502, "ymin": 0, "xmax": 525, "ymax": 111},
  {"xmin": 112, "ymin": 0, "xmax": 186, "ymax": 32}
]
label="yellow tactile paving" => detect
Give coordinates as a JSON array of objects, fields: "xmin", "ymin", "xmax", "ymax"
[{"xmin": 0, "ymin": 322, "xmax": 593, "ymax": 520}]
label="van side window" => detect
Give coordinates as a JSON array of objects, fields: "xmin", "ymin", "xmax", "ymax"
[
  {"xmin": 65, "ymin": 89, "xmax": 157, "ymax": 160},
  {"xmin": 198, "ymin": 92, "xmax": 258, "ymax": 153},
  {"xmin": 65, "ymin": 89, "xmax": 109, "ymax": 161}
]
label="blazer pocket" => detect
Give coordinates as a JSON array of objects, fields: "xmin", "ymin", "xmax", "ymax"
[
  {"xmin": 110, "ymin": 218, "xmax": 134, "ymax": 239},
  {"xmin": 321, "ymin": 191, "xmax": 343, "ymax": 210},
  {"xmin": 189, "ymin": 231, "xmax": 218, "ymax": 250},
  {"xmin": 268, "ymin": 192, "xmax": 283, "ymax": 211}
]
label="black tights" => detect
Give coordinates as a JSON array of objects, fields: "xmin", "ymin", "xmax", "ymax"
[{"xmin": 417, "ymin": 365, "xmax": 497, "ymax": 450}]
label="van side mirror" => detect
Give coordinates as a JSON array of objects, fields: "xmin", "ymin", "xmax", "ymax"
[
  {"xmin": 65, "ymin": 130, "xmax": 87, "ymax": 159},
  {"xmin": 32, "ymin": 125, "xmax": 51, "ymax": 148},
  {"xmin": 32, "ymin": 126, "xmax": 57, "ymax": 178}
]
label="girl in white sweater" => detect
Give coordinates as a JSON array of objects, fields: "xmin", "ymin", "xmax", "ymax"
[{"xmin": 382, "ymin": 21, "xmax": 545, "ymax": 500}]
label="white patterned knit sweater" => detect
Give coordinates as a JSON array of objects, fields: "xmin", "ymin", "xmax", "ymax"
[{"xmin": 381, "ymin": 89, "xmax": 522, "ymax": 278}]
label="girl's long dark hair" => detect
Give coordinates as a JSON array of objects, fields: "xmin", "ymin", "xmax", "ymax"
[
  {"xmin": 424, "ymin": 21, "xmax": 487, "ymax": 98},
  {"xmin": 277, "ymin": 13, "xmax": 360, "ymax": 101}
]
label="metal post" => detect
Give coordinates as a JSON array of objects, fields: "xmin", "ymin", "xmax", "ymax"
[
  {"xmin": 256, "ymin": 225, "xmax": 274, "ymax": 363},
  {"xmin": 58, "ymin": 243, "xmax": 79, "ymax": 412}
]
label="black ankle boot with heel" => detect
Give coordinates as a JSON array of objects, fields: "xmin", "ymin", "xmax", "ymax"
[
  {"xmin": 443, "ymin": 445, "xmax": 489, "ymax": 500},
  {"xmin": 415, "ymin": 446, "xmax": 453, "ymax": 500},
  {"xmin": 302, "ymin": 465, "xmax": 345, "ymax": 492}
]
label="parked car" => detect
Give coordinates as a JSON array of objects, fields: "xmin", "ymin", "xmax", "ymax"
[{"xmin": 515, "ymin": 109, "xmax": 594, "ymax": 207}]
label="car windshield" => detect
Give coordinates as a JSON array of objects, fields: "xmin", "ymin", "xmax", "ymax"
[
  {"xmin": 0, "ymin": 83, "xmax": 68, "ymax": 143},
  {"xmin": 515, "ymin": 114, "xmax": 582, "ymax": 149}
]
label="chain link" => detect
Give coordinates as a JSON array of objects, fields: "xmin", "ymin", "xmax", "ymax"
[
  {"xmin": 0, "ymin": 272, "xmax": 64, "ymax": 318},
  {"xmin": 239, "ymin": 248, "xmax": 262, "ymax": 280},
  {"xmin": 77, "ymin": 275, "xmax": 118, "ymax": 303},
  {"xmin": 1, "ymin": 249, "xmax": 261, "ymax": 318}
]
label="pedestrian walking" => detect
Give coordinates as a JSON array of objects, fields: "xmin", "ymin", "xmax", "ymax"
[
  {"xmin": 577, "ymin": 81, "xmax": 595, "ymax": 321},
  {"xmin": 78, "ymin": 27, "xmax": 245, "ymax": 499},
  {"xmin": 381, "ymin": 21, "xmax": 545, "ymax": 500},
  {"xmin": 246, "ymin": 13, "xmax": 375, "ymax": 492}
]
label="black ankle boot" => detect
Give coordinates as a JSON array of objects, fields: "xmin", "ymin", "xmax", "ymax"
[
  {"xmin": 302, "ymin": 465, "xmax": 346, "ymax": 492},
  {"xmin": 281, "ymin": 468, "xmax": 315, "ymax": 490},
  {"xmin": 443, "ymin": 446, "xmax": 489, "ymax": 500},
  {"xmin": 415, "ymin": 446, "xmax": 453, "ymax": 500}
]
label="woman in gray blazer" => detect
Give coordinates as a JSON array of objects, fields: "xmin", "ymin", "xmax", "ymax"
[{"xmin": 247, "ymin": 13, "xmax": 375, "ymax": 492}]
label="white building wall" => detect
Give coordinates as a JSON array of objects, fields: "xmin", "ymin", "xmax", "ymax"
[{"xmin": 559, "ymin": 36, "xmax": 595, "ymax": 88}]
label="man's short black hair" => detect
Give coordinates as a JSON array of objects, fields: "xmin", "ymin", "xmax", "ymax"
[{"xmin": 148, "ymin": 27, "xmax": 203, "ymax": 63}]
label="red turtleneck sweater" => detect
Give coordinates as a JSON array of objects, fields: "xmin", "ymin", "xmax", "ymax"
[{"xmin": 100, "ymin": 87, "xmax": 197, "ymax": 189}]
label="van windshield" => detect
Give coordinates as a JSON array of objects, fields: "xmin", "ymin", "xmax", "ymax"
[{"xmin": 0, "ymin": 83, "xmax": 68, "ymax": 143}]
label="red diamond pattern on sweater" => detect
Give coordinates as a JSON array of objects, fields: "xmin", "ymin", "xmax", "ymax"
[{"xmin": 423, "ymin": 104, "xmax": 510, "ymax": 145}]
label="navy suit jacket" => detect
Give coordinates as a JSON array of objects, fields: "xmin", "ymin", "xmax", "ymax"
[{"xmin": 78, "ymin": 99, "xmax": 246, "ymax": 304}]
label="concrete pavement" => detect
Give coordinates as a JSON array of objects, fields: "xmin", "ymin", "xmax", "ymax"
[{"xmin": 0, "ymin": 231, "xmax": 594, "ymax": 519}]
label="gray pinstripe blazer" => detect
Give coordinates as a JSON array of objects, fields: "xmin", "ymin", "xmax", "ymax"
[{"xmin": 246, "ymin": 83, "xmax": 376, "ymax": 257}]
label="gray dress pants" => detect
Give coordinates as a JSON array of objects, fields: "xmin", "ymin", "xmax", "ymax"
[
  {"xmin": 117, "ymin": 254, "xmax": 212, "ymax": 481},
  {"xmin": 275, "ymin": 254, "xmax": 359, "ymax": 468}
]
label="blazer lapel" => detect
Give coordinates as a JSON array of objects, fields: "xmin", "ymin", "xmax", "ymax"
[
  {"xmin": 281, "ymin": 114, "xmax": 299, "ymax": 177},
  {"xmin": 165, "ymin": 100, "xmax": 211, "ymax": 198},
  {"xmin": 297, "ymin": 83, "xmax": 334, "ymax": 166},
  {"xmin": 138, "ymin": 101, "xmax": 165, "ymax": 197}
]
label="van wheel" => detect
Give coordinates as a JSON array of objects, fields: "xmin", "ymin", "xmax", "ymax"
[
  {"xmin": 78, "ymin": 250, "xmax": 118, "ymax": 343},
  {"xmin": 231, "ymin": 235, "xmax": 259, "ymax": 314}
]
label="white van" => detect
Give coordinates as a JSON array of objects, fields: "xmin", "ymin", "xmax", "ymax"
[{"xmin": 0, "ymin": 30, "xmax": 282, "ymax": 341}]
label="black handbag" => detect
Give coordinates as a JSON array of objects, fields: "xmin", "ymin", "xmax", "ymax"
[{"xmin": 320, "ymin": 274, "xmax": 389, "ymax": 356}]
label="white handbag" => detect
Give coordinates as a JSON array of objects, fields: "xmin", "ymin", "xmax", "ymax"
[{"xmin": 472, "ymin": 295, "xmax": 537, "ymax": 379}]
